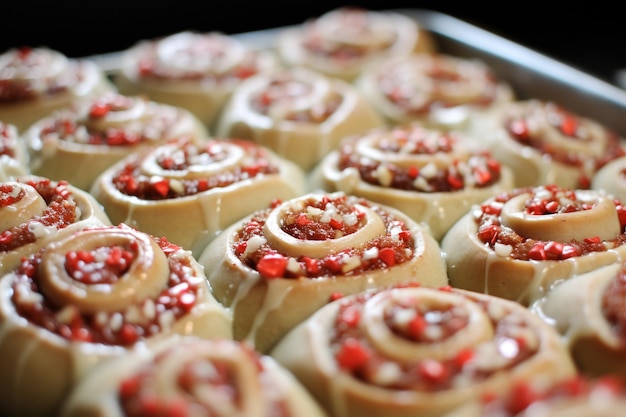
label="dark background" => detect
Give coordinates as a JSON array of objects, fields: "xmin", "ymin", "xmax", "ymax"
[{"xmin": 3, "ymin": 1, "xmax": 625, "ymax": 86}]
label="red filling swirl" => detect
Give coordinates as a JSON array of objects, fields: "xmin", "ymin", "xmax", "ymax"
[
  {"xmin": 506, "ymin": 102, "xmax": 625, "ymax": 188},
  {"xmin": 11, "ymin": 228, "xmax": 202, "ymax": 346},
  {"xmin": 0, "ymin": 122, "xmax": 18, "ymax": 158},
  {"xmin": 337, "ymin": 126, "xmax": 503, "ymax": 192},
  {"xmin": 117, "ymin": 340, "xmax": 291, "ymax": 417},
  {"xmin": 330, "ymin": 285, "xmax": 538, "ymax": 391},
  {"xmin": 602, "ymin": 265, "xmax": 626, "ymax": 348},
  {"xmin": 474, "ymin": 184, "xmax": 626, "ymax": 261},
  {"xmin": 233, "ymin": 194, "xmax": 414, "ymax": 279},
  {"xmin": 111, "ymin": 139, "xmax": 279, "ymax": 200}
]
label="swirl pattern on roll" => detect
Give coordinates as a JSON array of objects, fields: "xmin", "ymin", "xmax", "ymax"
[
  {"xmin": 276, "ymin": 7, "xmax": 436, "ymax": 81},
  {"xmin": 531, "ymin": 261, "xmax": 626, "ymax": 381},
  {"xmin": 199, "ymin": 191, "xmax": 448, "ymax": 352},
  {"xmin": 311, "ymin": 123, "xmax": 514, "ymax": 240},
  {"xmin": 471, "ymin": 99, "xmax": 626, "ymax": 188},
  {"xmin": 115, "ymin": 31, "xmax": 277, "ymax": 128},
  {"xmin": 355, "ymin": 53, "xmax": 514, "ymax": 129},
  {"xmin": 60, "ymin": 336, "xmax": 328, "ymax": 417},
  {"xmin": 0, "ymin": 46, "xmax": 115, "ymax": 131},
  {"xmin": 441, "ymin": 184, "xmax": 626, "ymax": 304},
  {"xmin": 215, "ymin": 66, "xmax": 386, "ymax": 171},
  {"xmin": 444, "ymin": 375, "xmax": 626, "ymax": 417},
  {"xmin": 0, "ymin": 176, "xmax": 111, "ymax": 276},
  {"xmin": 25, "ymin": 91, "xmax": 208, "ymax": 190},
  {"xmin": 270, "ymin": 284, "xmax": 576, "ymax": 417},
  {"xmin": 91, "ymin": 137, "xmax": 306, "ymax": 255},
  {"xmin": 0, "ymin": 223, "xmax": 232, "ymax": 417}
]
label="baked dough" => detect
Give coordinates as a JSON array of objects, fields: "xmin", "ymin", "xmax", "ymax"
[
  {"xmin": 355, "ymin": 53, "xmax": 515, "ymax": 130},
  {"xmin": 0, "ymin": 46, "xmax": 115, "ymax": 132},
  {"xmin": 199, "ymin": 191, "xmax": 448, "ymax": 353},
  {"xmin": 115, "ymin": 31, "xmax": 277, "ymax": 129},
  {"xmin": 270, "ymin": 284, "xmax": 576, "ymax": 417},
  {"xmin": 60, "ymin": 335, "xmax": 328, "ymax": 417},
  {"xmin": 531, "ymin": 262, "xmax": 626, "ymax": 380},
  {"xmin": 90, "ymin": 137, "xmax": 307, "ymax": 256},
  {"xmin": 592, "ymin": 155, "xmax": 626, "ymax": 201},
  {"xmin": 0, "ymin": 223, "xmax": 233, "ymax": 417},
  {"xmin": 0, "ymin": 121, "xmax": 30, "ymax": 180},
  {"xmin": 276, "ymin": 7, "xmax": 436, "ymax": 81},
  {"xmin": 0, "ymin": 175, "xmax": 111, "ymax": 276},
  {"xmin": 470, "ymin": 99, "xmax": 626, "ymax": 188},
  {"xmin": 441, "ymin": 184, "xmax": 626, "ymax": 305},
  {"xmin": 215, "ymin": 66, "xmax": 386, "ymax": 171},
  {"xmin": 25, "ymin": 91, "xmax": 208, "ymax": 191},
  {"xmin": 310, "ymin": 123, "xmax": 515, "ymax": 240}
]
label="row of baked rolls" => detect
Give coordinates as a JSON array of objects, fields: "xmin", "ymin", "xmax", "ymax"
[
  {"xmin": 115, "ymin": 30, "xmax": 278, "ymax": 129},
  {"xmin": 0, "ymin": 121, "xmax": 30, "ymax": 180},
  {"xmin": 531, "ymin": 261, "xmax": 626, "ymax": 382},
  {"xmin": 269, "ymin": 283, "xmax": 577, "ymax": 417},
  {"xmin": 0, "ymin": 46, "xmax": 115, "ymax": 132},
  {"xmin": 198, "ymin": 191, "xmax": 448, "ymax": 353},
  {"xmin": 275, "ymin": 7, "xmax": 437, "ymax": 82},
  {"xmin": 469, "ymin": 98, "xmax": 626, "ymax": 188},
  {"xmin": 215, "ymin": 65, "xmax": 386, "ymax": 172},
  {"xmin": 441, "ymin": 184, "xmax": 626, "ymax": 305},
  {"xmin": 310, "ymin": 123, "xmax": 514, "ymax": 241},
  {"xmin": 90, "ymin": 136, "xmax": 307, "ymax": 257},
  {"xmin": 24, "ymin": 91, "xmax": 208, "ymax": 191},
  {"xmin": 354, "ymin": 52, "xmax": 515, "ymax": 131},
  {"xmin": 0, "ymin": 175, "xmax": 111, "ymax": 276},
  {"xmin": 59, "ymin": 335, "xmax": 328, "ymax": 417},
  {"xmin": 0, "ymin": 223, "xmax": 233, "ymax": 417}
]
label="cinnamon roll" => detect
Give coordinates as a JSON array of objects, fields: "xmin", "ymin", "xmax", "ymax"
[
  {"xmin": 115, "ymin": 31, "xmax": 277, "ymax": 129},
  {"xmin": 270, "ymin": 284, "xmax": 576, "ymax": 417},
  {"xmin": 310, "ymin": 123, "xmax": 515, "ymax": 240},
  {"xmin": 0, "ymin": 223, "xmax": 233, "ymax": 417},
  {"xmin": 90, "ymin": 137, "xmax": 307, "ymax": 256},
  {"xmin": 441, "ymin": 184, "xmax": 626, "ymax": 305},
  {"xmin": 531, "ymin": 261, "xmax": 626, "ymax": 381},
  {"xmin": 276, "ymin": 7, "xmax": 436, "ymax": 82},
  {"xmin": 0, "ymin": 46, "xmax": 115, "ymax": 132},
  {"xmin": 470, "ymin": 99, "xmax": 626, "ymax": 188},
  {"xmin": 60, "ymin": 335, "xmax": 328, "ymax": 417},
  {"xmin": 445, "ymin": 375, "xmax": 626, "ymax": 417},
  {"xmin": 215, "ymin": 66, "xmax": 386, "ymax": 171},
  {"xmin": 24, "ymin": 91, "xmax": 208, "ymax": 191},
  {"xmin": 355, "ymin": 52, "xmax": 515, "ymax": 130},
  {"xmin": 198, "ymin": 191, "xmax": 448, "ymax": 353},
  {"xmin": 0, "ymin": 121, "xmax": 30, "ymax": 180},
  {"xmin": 0, "ymin": 175, "xmax": 111, "ymax": 276}
]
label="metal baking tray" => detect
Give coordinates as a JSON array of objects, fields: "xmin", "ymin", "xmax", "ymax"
[{"xmin": 85, "ymin": 8, "xmax": 626, "ymax": 137}]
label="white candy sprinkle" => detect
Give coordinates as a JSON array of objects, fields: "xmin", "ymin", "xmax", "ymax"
[
  {"xmin": 362, "ymin": 247, "xmax": 379, "ymax": 260},
  {"xmin": 109, "ymin": 312, "xmax": 123, "ymax": 332},
  {"xmin": 244, "ymin": 235, "xmax": 267, "ymax": 256},
  {"xmin": 494, "ymin": 242, "xmax": 513, "ymax": 257}
]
